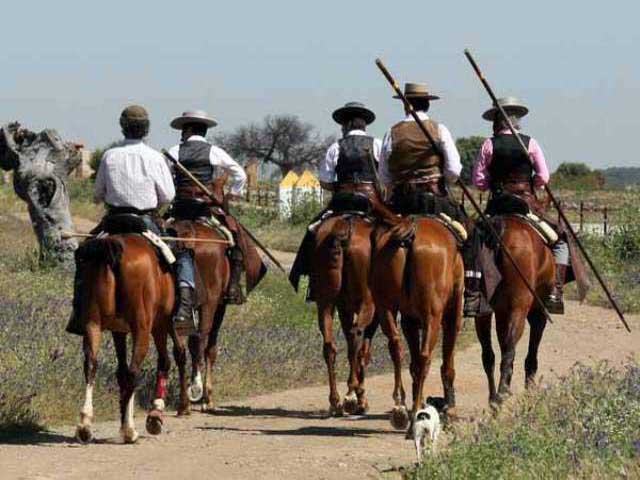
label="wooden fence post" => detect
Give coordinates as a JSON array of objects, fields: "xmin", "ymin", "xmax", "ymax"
[
  {"xmin": 579, "ymin": 201, "xmax": 584, "ymax": 233},
  {"xmin": 603, "ymin": 207, "xmax": 608, "ymax": 236}
]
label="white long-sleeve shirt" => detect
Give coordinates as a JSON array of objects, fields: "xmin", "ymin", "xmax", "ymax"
[
  {"xmin": 168, "ymin": 135, "xmax": 247, "ymax": 196},
  {"xmin": 94, "ymin": 139, "xmax": 175, "ymax": 210},
  {"xmin": 379, "ymin": 112, "xmax": 462, "ymax": 188},
  {"xmin": 318, "ymin": 130, "xmax": 382, "ymax": 183}
]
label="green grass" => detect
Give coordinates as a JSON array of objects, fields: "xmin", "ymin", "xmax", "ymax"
[{"xmin": 407, "ymin": 360, "xmax": 640, "ymax": 480}]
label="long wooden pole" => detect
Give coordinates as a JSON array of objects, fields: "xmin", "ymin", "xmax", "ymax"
[
  {"xmin": 463, "ymin": 49, "xmax": 630, "ymax": 333},
  {"xmin": 62, "ymin": 231, "xmax": 231, "ymax": 244},
  {"xmin": 161, "ymin": 149, "xmax": 287, "ymax": 273},
  {"xmin": 375, "ymin": 58, "xmax": 553, "ymax": 323}
]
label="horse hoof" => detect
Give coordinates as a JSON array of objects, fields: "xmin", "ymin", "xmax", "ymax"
[
  {"xmin": 120, "ymin": 427, "xmax": 139, "ymax": 444},
  {"xmin": 187, "ymin": 383, "xmax": 204, "ymax": 403},
  {"xmin": 145, "ymin": 412, "xmax": 163, "ymax": 436},
  {"xmin": 203, "ymin": 403, "xmax": 217, "ymax": 414},
  {"xmin": 329, "ymin": 403, "xmax": 344, "ymax": 417},
  {"xmin": 75, "ymin": 425, "xmax": 93, "ymax": 444},
  {"xmin": 355, "ymin": 400, "xmax": 369, "ymax": 416},
  {"xmin": 177, "ymin": 407, "xmax": 191, "ymax": 417},
  {"xmin": 390, "ymin": 406, "xmax": 410, "ymax": 431},
  {"xmin": 343, "ymin": 393, "xmax": 359, "ymax": 415}
]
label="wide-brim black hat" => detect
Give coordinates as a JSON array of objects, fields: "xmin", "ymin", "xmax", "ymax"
[
  {"xmin": 482, "ymin": 97, "xmax": 529, "ymax": 121},
  {"xmin": 332, "ymin": 102, "xmax": 376, "ymax": 125}
]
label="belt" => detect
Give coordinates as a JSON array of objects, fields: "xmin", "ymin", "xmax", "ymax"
[{"xmin": 106, "ymin": 205, "xmax": 155, "ymax": 216}]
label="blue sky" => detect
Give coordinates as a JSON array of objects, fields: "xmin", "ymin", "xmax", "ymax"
[{"xmin": 1, "ymin": 1, "xmax": 638, "ymax": 170}]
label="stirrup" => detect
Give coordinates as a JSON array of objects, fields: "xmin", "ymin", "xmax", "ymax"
[
  {"xmin": 173, "ymin": 309, "xmax": 197, "ymax": 336},
  {"xmin": 224, "ymin": 286, "xmax": 246, "ymax": 305},
  {"xmin": 544, "ymin": 295, "xmax": 565, "ymax": 315}
]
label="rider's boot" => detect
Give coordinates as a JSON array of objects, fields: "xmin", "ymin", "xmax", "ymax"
[
  {"xmin": 545, "ymin": 264, "xmax": 567, "ymax": 314},
  {"xmin": 463, "ymin": 275, "xmax": 482, "ymax": 318},
  {"xmin": 173, "ymin": 250, "xmax": 197, "ymax": 335},
  {"xmin": 173, "ymin": 286, "xmax": 197, "ymax": 336},
  {"xmin": 225, "ymin": 246, "xmax": 246, "ymax": 305},
  {"xmin": 66, "ymin": 260, "xmax": 85, "ymax": 335}
]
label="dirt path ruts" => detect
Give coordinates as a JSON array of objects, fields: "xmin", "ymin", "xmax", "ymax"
[{"xmin": 0, "ymin": 301, "xmax": 637, "ymax": 480}]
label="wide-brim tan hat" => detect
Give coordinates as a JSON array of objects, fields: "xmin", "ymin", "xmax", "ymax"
[
  {"xmin": 170, "ymin": 110, "xmax": 218, "ymax": 130},
  {"xmin": 332, "ymin": 101, "xmax": 376, "ymax": 125},
  {"xmin": 482, "ymin": 97, "xmax": 529, "ymax": 121},
  {"xmin": 394, "ymin": 82, "xmax": 440, "ymax": 100}
]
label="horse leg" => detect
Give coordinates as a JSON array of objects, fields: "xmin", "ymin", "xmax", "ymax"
[
  {"xmin": 524, "ymin": 308, "xmax": 547, "ymax": 388},
  {"xmin": 409, "ymin": 314, "xmax": 440, "ymax": 438},
  {"xmin": 401, "ymin": 315, "xmax": 421, "ymax": 407},
  {"xmin": 474, "ymin": 313, "xmax": 498, "ymax": 405},
  {"xmin": 318, "ymin": 301, "xmax": 341, "ymax": 416},
  {"xmin": 75, "ymin": 325, "xmax": 101, "ymax": 443},
  {"xmin": 187, "ymin": 327, "xmax": 204, "ymax": 404},
  {"xmin": 172, "ymin": 331, "xmax": 190, "ymax": 416},
  {"xmin": 380, "ymin": 310, "xmax": 409, "ymax": 430},
  {"xmin": 355, "ymin": 308, "xmax": 379, "ymax": 415},
  {"xmin": 441, "ymin": 295, "xmax": 463, "ymax": 416},
  {"xmin": 146, "ymin": 327, "xmax": 171, "ymax": 435},
  {"xmin": 340, "ymin": 302, "xmax": 370, "ymax": 415},
  {"xmin": 203, "ymin": 304, "xmax": 226, "ymax": 412},
  {"xmin": 118, "ymin": 326, "xmax": 150, "ymax": 444},
  {"xmin": 495, "ymin": 309, "xmax": 527, "ymax": 403}
]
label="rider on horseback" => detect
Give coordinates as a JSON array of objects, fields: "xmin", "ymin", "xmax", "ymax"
[
  {"xmin": 379, "ymin": 83, "xmax": 477, "ymax": 313},
  {"xmin": 471, "ymin": 97, "xmax": 569, "ymax": 314},
  {"xmin": 67, "ymin": 105, "xmax": 176, "ymax": 335},
  {"xmin": 289, "ymin": 101, "xmax": 405, "ymax": 297},
  {"xmin": 167, "ymin": 110, "xmax": 253, "ymax": 331}
]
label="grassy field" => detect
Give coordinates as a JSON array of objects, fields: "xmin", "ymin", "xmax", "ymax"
[{"xmin": 407, "ymin": 360, "xmax": 640, "ymax": 479}]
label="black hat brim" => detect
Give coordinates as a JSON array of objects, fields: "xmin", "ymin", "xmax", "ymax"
[{"xmin": 332, "ymin": 106, "xmax": 376, "ymax": 125}]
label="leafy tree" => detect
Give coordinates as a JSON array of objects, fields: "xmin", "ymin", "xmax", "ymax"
[
  {"xmin": 213, "ymin": 115, "xmax": 334, "ymax": 177},
  {"xmin": 455, "ymin": 136, "xmax": 485, "ymax": 185},
  {"xmin": 551, "ymin": 162, "xmax": 605, "ymax": 190}
]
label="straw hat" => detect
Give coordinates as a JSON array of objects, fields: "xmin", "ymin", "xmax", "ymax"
[
  {"xmin": 482, "ymin": 97, "xmax": 529, "ymax": 121},
  {"xmin": 332, "ymin": 101, "xmax": 376, "ymax": 125},
  {"xmin": 394, "ymin": 82, "xmax": 440, "ymax": 100},
  {"xmin": 170, "ymin": 110, "xmax": 218, "ymax": 130}
]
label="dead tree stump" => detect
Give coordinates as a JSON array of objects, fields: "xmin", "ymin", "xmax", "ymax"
[{"xmin": 0, "ymin": 122, "xmax": 82, "ymax": 267}]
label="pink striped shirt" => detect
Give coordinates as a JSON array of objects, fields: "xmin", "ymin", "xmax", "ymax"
[{"xmin": 472, "ymin": 130, "xmax": 549, "ymax": 191}]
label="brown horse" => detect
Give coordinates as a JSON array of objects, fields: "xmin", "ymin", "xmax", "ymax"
[
  {"xmin": 474, "ymin": 217, "xmax": 554, "ymax": 405},
  {"xmin": 371, "ymin": 218, "xmax": 464, "ymax": 434},
  {"xmin": 74, "ymin": 234, "xmax": 175, "ymax": 443},
  {"xmin": 153, "ymin": 220, "xmax": 231, "ymax": 415},
  {"xmin": 312, "ymin": 214, "xmax": 405, "ymax": 418}
]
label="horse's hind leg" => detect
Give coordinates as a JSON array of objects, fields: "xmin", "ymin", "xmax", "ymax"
[
  {"xmin": 75, "ymin": 325, "xmax": 101, "ymax": 443},
  {"xmin": 203, "ymin": 303, "xmax": 226, "ymax": 412},
  {"xmin": 524, "ymin": 308, "xmax": 547, "ymax": 388},
  {"xmin": 401, "ymin": 315, "xmax": 421, "ymax": 406},
  {"xmin": 475, "ymin": 314, "xmax": 498, "ymax": 405},
  {"xmin": 380, "ymin": 309, "xmax": 409, "ymax": 430},
  {"xmin": 495, "ymin": 309, "xmax": 527, "ymax": 402},
  {"xmin": 172, "ymin": 332, "xmax": 190, "ymax": 416},
  {"xmin": 441, "ymin": 293, "xmax": 463, "ymax": 416},
  {"xmin": 340, "ymin": 302, "xmax": 372, "ymax": 415},
  {"xmin": 318, "ymin": 301, "xmax": 342, "ymax": 416},
  {"xmin": 146, "ymin": 327, "xmax": 170, "ymax": 435},
  {"xmin": 187, "ymin": 325, "xmax": 204, "ymax": 404},
  {"xmin": 354, "ymin": 305, "xmax": 379, "ymax": 415}
]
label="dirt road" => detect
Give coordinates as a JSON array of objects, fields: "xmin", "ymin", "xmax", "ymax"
[{"xmin": 1, "ymin": 301, "xmax": 637, "ymax": 480}]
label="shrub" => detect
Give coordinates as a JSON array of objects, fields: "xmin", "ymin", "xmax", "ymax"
[{"xmin": 408, "ymin": 360, "xmax": 640, "ymax": 479}]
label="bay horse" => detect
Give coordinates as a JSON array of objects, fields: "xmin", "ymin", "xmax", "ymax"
[
  {"xmin": 74, "ymin": 216, "xmax": 230, "ymax": 442},
  {"xmin": 371, "ymin": 217, "xmax": 464, "ymax": 435},
  {"xmin": 313, "ymin": 214, "xmax": 405, "ymax": 418},
  {"xmin": 74, "ymin": 233, "xmax": 175, "ymax": 443},
  {"xmin": 474, "ymin": 216, "xmax": 554, "ymax": 405}
]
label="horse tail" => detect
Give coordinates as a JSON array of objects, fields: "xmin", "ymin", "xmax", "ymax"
[
  {"xmin": 75, "ymin": 238, "xmax": 124, "ymax": 320},
  {"xmin": 327, "ymin": 216, "xmax": 351, "ymax": 271},
  {"xmin": 402, "ymin": 242, "xmax": 415, "ymax": 297},
  {"xmin": 76, "ymin": 237, "xmax": 124, "ymax": 274}
]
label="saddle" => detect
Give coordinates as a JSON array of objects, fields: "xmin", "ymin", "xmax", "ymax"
[{"xmin": 93, "ymin": 214, "xmax": 175, "ymax": 266}]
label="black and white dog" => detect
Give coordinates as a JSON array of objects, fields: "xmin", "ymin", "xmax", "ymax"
[{"xmin": 413, "ymin": 405, "xmax": 441, "ymax": 462}]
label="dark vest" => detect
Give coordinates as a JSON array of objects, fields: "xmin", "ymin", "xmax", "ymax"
[
  {"xmin": 176, "ymin": 140, "xmax": 215, "ymax": 189},
  {"xmin": 334, "ymin": 135, "xmax": 376, "ymax": 184},
  {"xmin": 488, "ymin": 133, "xmax": 533, "ymax": 187}
]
